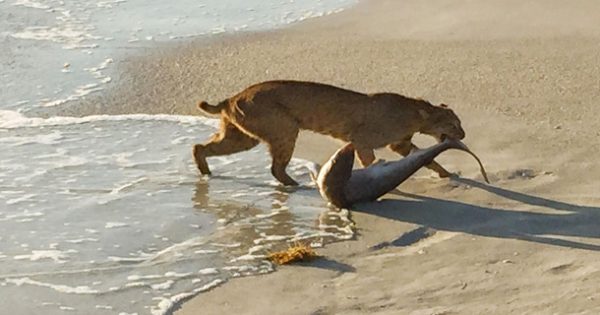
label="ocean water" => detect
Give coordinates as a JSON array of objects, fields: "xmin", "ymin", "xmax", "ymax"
[
  {"xmin": 0, "ymin": 0, "xmax": 356, "ymax": 111},
  {"xmin": 0, "ymin": 1, "xmax": 356, "ymax": 314},
  {"xmin": 0, "ymin": 111, "xmax": 353, "ymax": 314}
]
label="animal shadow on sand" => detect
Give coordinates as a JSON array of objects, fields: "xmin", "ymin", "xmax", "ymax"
[{"xmin": 354, "ymin": 177, "xmax": 600, "ymax": 251}]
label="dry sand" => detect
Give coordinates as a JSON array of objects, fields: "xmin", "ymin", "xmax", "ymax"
[{"xmin": 60, "ymin": 0, "xmax": 600, "ymax": 314}]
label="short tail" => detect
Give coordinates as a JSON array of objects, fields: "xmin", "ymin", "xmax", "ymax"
[{"xmin": 197, "ymin": 100, "xmax": 227, "ymax": 116}]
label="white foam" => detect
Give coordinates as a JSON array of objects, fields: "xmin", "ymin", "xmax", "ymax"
[
  {"xmin": 254, "ymin": 211, "xmax": 287, "ymax": 219},
  {"xmin": 41, "ymin": 302, "xmax": 57, "ymax": 307},
  {"xmin": 198, "ymin": 268, "xmax": 218, "ymax": 275},
  {"xmin": 194, "ymin": 249, "xmax": 220, "ymax": 255},
  {"xmin": 12, "ymin": 0, "xmax": 50, "ymax": 10},
  {"xmin": 230, "ymin": 192, "xmax": 251, "ymax": 198},
  {"xmin": 65, "ymin": 238, "xmax": 99, "ymax": 244},
  {"xmin": 125, "ymin": 281, "xmax": 148, "ymax": 288},
  {"xmin": 210, "ymin": 242, "xmax": 241, "ymax": 248},
  {"xmin": 151, "ymin": 280, "xmax": 174, "ymax": 290},
  {"xmin": 104, "ymin": 222, "xmax": 129, "ymax": 229},
  {"xmin": 0, "ymin": 210, "xmax": 43, "ymax": 221},
  {"xmin": 96, "ymin": 0, "xmax": 126, "ymax": 9},
  {"xmin": 263, "ymin": 235, "xmax": 289, "ymax": 242},
  {"xmin": 42, "ymin": 83, "xmax": 104, "ymax": 107},
  {"xmin": 222, "ymin": 265, "xmax": 260, "ymax": 273},
  {"xmin": 62, "ymin": 58, "xmax": 113, "ymax": 102},
  {"xmin": 164, "ymin": 271, "xmax": 192, "ymax": 278},
  {"xmin": 127, "ymin": 274, "xmax": 162, "ymax": 281},
  {"xmin": 107, "ymin": 256, "xmax": 147, "ymax": 263},
  {"xmin": 110, "ymin": 177, "xmax": 148, "ymax": 194},
  {"xmin": 231, "ymin": 253, "xmax": 264, "ymax": 262},
  {"xmin": 13, "ymin": 250, "xmax": 71, "ymax": 263},
  {"xmin": 247, "ymin": 245, "xmax": 267, "ymax": 254},
  {"xmin": 84, "ymin": 58, "xmax": 113, "ymax": 74},
  {"xmin": 136, "ymin": 236, "xmax": 209, "ymax": 264},
  {"xmin": 6, "ymin": 277, "xmax": 98, "ymax": 294},
  {"xmin": 149, "ymin": 279, "xmax": 225, "ymax": 315},
  {"xmin": 0, "ymin": 110, "xmax": 219, "ymax": 129}
]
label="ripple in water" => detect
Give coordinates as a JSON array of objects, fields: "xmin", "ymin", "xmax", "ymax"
[{"xmin": 0, "ymin": 111, "xmax": 353, "ymax": 315}]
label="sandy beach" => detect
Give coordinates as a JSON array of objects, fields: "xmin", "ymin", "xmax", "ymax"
[{"xmin": 54, "ymin": 0, "xmax": 600, "ymax": 313}]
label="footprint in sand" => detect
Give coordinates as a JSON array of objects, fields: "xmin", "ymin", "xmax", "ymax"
[
  {"xmin": 507, "ymin": 168, "xmax": 538, "ymax": 180},
  {"xmin": 545, "ymin": 262, "xmax": 577, "ymax": 275},
  {"xmin": 487, "ymin": 168, "xmax": 555, "ymax": 182},
  {"xmin": 369, "ymin": 226, "xmax": 459, "ymax": 256}
]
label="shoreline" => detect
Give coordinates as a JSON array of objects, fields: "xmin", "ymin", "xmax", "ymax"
[{"xmin": 32, "ymin": 0, "xmax": 600, "ymax": 314}]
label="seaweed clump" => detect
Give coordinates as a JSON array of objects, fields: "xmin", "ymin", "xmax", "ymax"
[{"xmin": 267, "ymin": 242, "xmax": 319, "ymax": 265}]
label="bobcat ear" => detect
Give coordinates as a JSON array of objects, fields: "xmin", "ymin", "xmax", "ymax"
[
  {"xmin": 418, "ymin": 109, "xmax": 430, "ymax": 119},
  {"xmin": 440, "ymin": 103, "xmax": 449, "ymax": 108}
]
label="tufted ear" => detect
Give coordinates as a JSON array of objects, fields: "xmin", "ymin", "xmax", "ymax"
[
  {"xmin": 418, "ymin": 109, "xmax": 430, "ymax": 119},
  {"xmin": 440, "ymin": 103, "xmax": 449, "ymax": 108}
]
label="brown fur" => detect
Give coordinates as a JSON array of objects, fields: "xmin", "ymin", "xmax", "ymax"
[{"xmin": 193, "ymin": 80, "xmax": 465, "ymax": 185}]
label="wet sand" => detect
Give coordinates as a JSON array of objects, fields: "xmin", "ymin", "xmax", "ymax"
[{"xmin": 58, "ymin": 0, "xmax": 600, "ymax": 314}]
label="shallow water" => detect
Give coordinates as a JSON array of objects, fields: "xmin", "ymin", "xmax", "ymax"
[
  {"xmin": 0, "ymin": 111, "xmax": 353, "ymax": 314},
  {"xmin": 0, "ymin": 0, "xmax": 356, "ymax": 315},
  {"xmin": 0, "ymin": 0, "xmax": 357, "ymax": 112},
  {"xmin": 1, "ymin": 1, "xmax": 358, "ymax": 314}
]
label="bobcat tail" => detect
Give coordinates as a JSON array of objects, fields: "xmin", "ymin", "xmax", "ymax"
[
  {"xmin": 198, "ymin": 99, "xmax": 246, "ymax": 116},
  {"xmin": 197, "ymin": 100, "xmax": 227, "ymax": 116}
]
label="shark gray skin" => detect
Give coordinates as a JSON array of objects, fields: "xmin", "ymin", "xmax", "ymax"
[{"xmin": 315, "ymin": 138, "xmax": 489, "ymax": 208}]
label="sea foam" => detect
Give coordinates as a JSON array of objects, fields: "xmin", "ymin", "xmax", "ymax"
[{"xmin": 0, "ymin": 110, "xmax": 219, "ymax": 129}]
